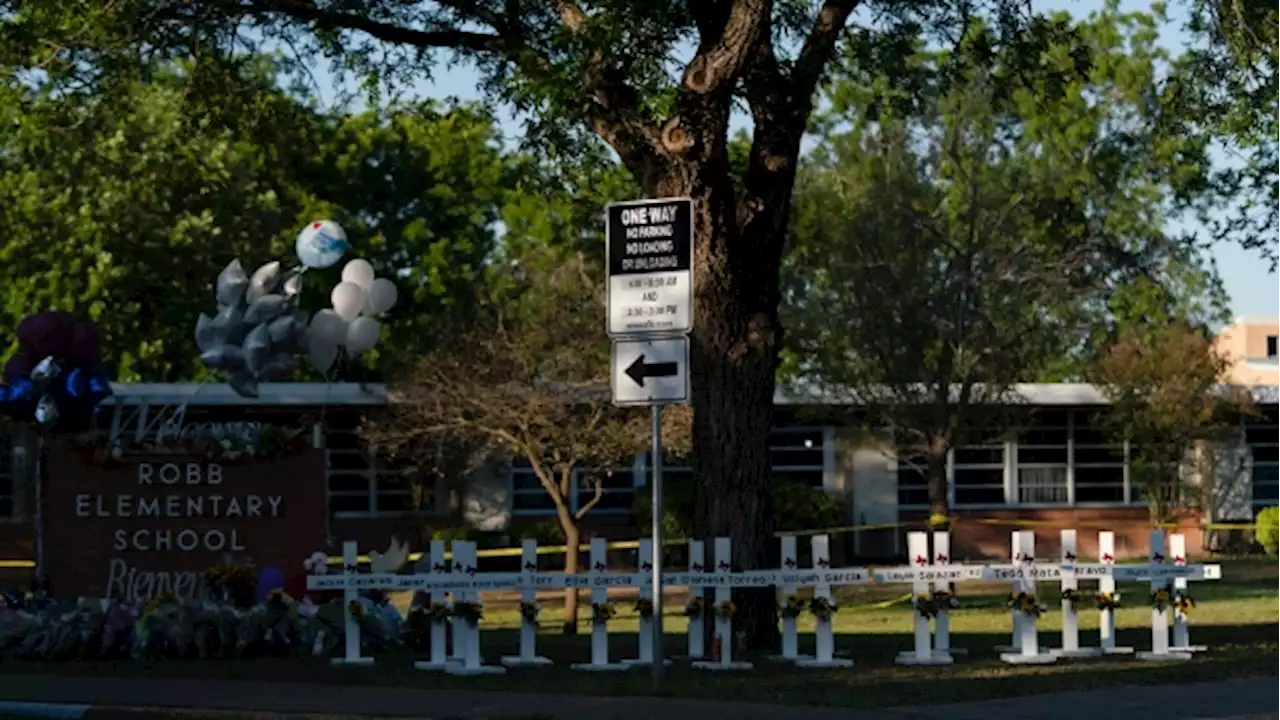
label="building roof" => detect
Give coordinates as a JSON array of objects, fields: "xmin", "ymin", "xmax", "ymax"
[{"xmin": 105, "ymin": 381, "xmax": 1278, "ymax": 408}]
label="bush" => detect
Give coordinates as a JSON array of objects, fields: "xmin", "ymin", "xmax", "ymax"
[
  {"xmin": 1256, "ymin": 506, "xmax": 1279, "ymax": 556},
  {"xmin": 633, "ymin": 479, "xmax": 843, "ymax": 538}
]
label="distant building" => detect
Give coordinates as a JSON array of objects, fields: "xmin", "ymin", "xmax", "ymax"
[{"xmin": 1215, "ymin": 316, "xmax": 1279, "ymax": 385}]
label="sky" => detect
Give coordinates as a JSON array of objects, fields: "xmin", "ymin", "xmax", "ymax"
[{"xmin": 306, "ymin": 0, "xmax": 1277, "ymax": 322}]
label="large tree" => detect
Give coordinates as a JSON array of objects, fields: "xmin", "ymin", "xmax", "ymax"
[
  {"xmin": 782, "ymin": 9, "xmax": 1228, "ymax": 518},
  {"xmin": 0, "ymin": 0, "xmax": 1095, "ymax": 647}
]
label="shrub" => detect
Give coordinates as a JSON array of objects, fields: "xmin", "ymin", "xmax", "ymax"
[{"xmin": 1256, "ymin": 506, "xmax": 1279, "ymax": 556}]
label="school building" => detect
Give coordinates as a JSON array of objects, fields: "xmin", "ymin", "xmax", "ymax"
[{"xmin": 0, "ymin": 377, "xmax": 1272, "ymax": 592}]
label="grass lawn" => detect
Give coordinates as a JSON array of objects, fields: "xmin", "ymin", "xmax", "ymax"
[{"xmin": 2, "ymin": 559, "xmax": 1275, "ymax": 709}]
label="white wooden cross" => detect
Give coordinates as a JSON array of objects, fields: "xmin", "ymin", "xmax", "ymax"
[
  {"xmin": 621, "ymin": 538, "xmax": 670, "ymax": 667},
  {"xmin": 411, "ymin": 539, "xmax": 452, "ymax": 670},
  {"xmin": 499, "ymin": 539, "xmax": 552, "ymax": 668},
  {"xmin": 1132, "ymin": 529, "xmax": 1220, "ymax": 661},
  {"xmin": 770, "ymin": 535, "xmax": 811, "ymax": 662},
  {"xmin": 444, "ymin": 541, "xmax": 505, "ymax": 676},
  {"xmin": 1168, "ymin": 533, "xmax": 1207, "ymax": 653},
  {"xmin": 989, "ymin": 531, "xmax": 1058, "ymax": 665},
  {"xmin": 794, "ymin": 534, "xmax": 854, "ymax": 668},
  {"xmin": 894, "ymin": 531, "xmax": 952, "ymax": 666},
  {"xmin": 931, "ymin": 530, "xmax": 965, "ymax": 657},
  {"xmin": 570, "ymin": 538, "xmax": 628, "ymax": 671},
  {"xmin": 685, "ymin": 539, "xmax": 706, "ymax": 660},
  {"xmin": 691, "ymin": 537, "xmax": 754, "ymax": 670},
  {"xmin": 1051, "ymin": 529, "xmax": 1101, "ymax": 658}
]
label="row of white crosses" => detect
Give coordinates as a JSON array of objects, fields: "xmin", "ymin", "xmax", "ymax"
[
  {"xmin": 985, "ymin": 528, "xmax": 1219, "ymax": 664},
  {"xmin": 309, "ymin": 527, "xmax": 1219, "ymax": 672}
]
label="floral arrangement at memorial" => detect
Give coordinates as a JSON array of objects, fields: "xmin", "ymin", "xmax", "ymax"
[
  {"xmin": 1060, "ymin": 588, "xmax": 1085, "ymax": 609},
  {"xmin": 591, "ymin": 601, "xmax": 617, "ymax": 625},
  {"xmin": 808, "ymin": 596, "xmax": 837, "ymax": 621},
  {"xmin": 1007, "ymin": 591, "xmax": 1048, "ymax": 617},
  {"xmin": 1094, "ymin": 591, "xmax": 1122, "ymax": 610}
]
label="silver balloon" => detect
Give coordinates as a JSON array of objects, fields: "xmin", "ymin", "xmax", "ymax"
[
  {"xmin": 200, "ymin": 344, "xmax": 245, "ymax": 371},
  {"xmin": 244, "ymin": 294, "xmax": 289, "ymax": 325},
  {"xmin": 307, "ymin": 336, "xmax": 339, "ymax": 374},
  {"xmin": 281, "ymin": 268, "xmax": 305, "ymax": 298},
  {"xmin": 215, "ymin": 259, "xmax": 250, "ymax": 308},
  {"xmin": 243, "ymin": 323, "xmax": 272, "ymax": 377},
  {"xmin": 194, "ymin": 313, "xmax": 220, "ymax": 352},
  {"xmin": 208, "ymin": 305, "xmax": 243, "ymax": 335},
  {"xmin": 257, "ymin": 354, "xmax": 297, "ymax": 381},
  {"xmin": 35, "ymin": 394, "xmax": 58, "ymax": 428},
  {"xmin": 226, "ymin": 372, "xmax": 259, "ymax": 399},
  {"xmin": 31, "ymin": 356, "xmax": 60, "ymax": 384},
  {"xmin": 267, "ymin": 315, "xmax": 297, "ymax": 344},
  {"xmin": 246, "ymin": 261, "xmax": 283, "ymax": 304}
]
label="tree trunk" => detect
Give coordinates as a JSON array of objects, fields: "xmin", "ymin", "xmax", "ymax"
[
  {"xmin": 654, "ymin": 163, "xmax": 785, "ymax": 653},
  {"xmin": 559, "ymin": 518, "xmax": 581, "ymax": 635},
  {"xmin": 926, "ymin": 436, "xmax": 950, "ymax": 523}
]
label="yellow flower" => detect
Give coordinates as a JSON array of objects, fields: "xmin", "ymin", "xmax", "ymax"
[{"xmin": 714, "ymin": 600, "xmax": 736, "ymax": 618}]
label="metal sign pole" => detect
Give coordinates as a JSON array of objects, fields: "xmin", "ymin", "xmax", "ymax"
[{"xmin": 650, "ymin": 403, "xmax": 665, "ymax": 688}]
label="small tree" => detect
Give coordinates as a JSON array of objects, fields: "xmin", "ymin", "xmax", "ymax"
[
  {"xmin": 366, "ymin": 250, "xmax": 689, "ymax": 632},
  {"xmin": 1088, "ymin": 323, "xmax": 1254, "ymax": 525}
]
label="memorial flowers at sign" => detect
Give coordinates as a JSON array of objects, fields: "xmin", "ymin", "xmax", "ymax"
[
  {"xmin": 808, "ymin": 596, "xmax": 837, "ymax": 621},
  {"xmin": 1095, "ymin": 591, "xmax": 1121, "ymax": 610},
  {"xmin": 1007, "ymin": 592, "xmax": 1047, "ymax": 617},
  {"xmin": 452, "ymin": 601, "xmax": 483, "ymax": 626},
  {"xmin": 591, "ymin": 602, "xmax": 616, "ymax": 625},
  {"xmin": 520, "ymin": 601, "xmax": 540, "ymax": 625},
  {"xmin": 428, "ymin": 602, "xmax": 452, "ymax": 622},
  {"xmin": 634, "ymin": 597, "xmax": 654, "ymax": 619},
  {"xmin": 1061, "ymin": 588, "xmax": 1084, "ymax": 609},
  {"xmin": 347, "ymin": 598, "xmax": 366, "ymax": 618},
  {"xmin": 1174, "ymin": 592, "xmax": 1195, "ymax": 615},
  {"xmin": 778, "ymin": 595, "xmax": 804, "ymax": 619},
  {"xmin": 0, "ymin": 312, "xmax": 112, "ymax": 432},
  {"xmin": 1150, "ymin": 587, "xmax": 1173, "ymax": 612}
]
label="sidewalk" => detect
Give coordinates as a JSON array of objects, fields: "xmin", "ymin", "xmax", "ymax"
[{"xmin": 0, "ymin": 673, "xmax": 1275, "ymax": 720}]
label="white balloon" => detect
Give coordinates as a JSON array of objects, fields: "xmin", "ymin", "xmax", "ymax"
[
  {"xmin": 345, "ymin": 317, "xmax": 381, "ymax": 356},
  {"xmin": 341, "ymin": 259, "xmax": 376, "ymax": 290},
  {"xmin": 330, "ymin": 281, "xmax": 365, "ymax": 322},
  {"xmin": 365, "ymin": 277, "xmax": 399, "ymax": 316},
  {"xmin": 309, "ymin": 309, "xmax": 348, "ymax": 346},
  {"xmin": 296, "ymin": 220, "xmax": 349, "ymax": 270}
]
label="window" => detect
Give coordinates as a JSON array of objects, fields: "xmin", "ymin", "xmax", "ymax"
[
  {"xmin": 769, "ymin": 427, "xmax": 827, "ymax": 488},
  {"xmin": 1248, "ymin": 407, "xmax": 1279, "ymax": 508},
  {"xmin": 895, "ymin": 444, "xmax": 929, "ymax": 508},
  {"xmin": 0, "ymin": 432, "xmax": 16, "ymax": 518},
  {"xmin": 326, "ymin": 413, "xmax": 420, "ymax": 516},
  {"xmin": 1013, "ymin": 411, "xmax": 1068, "ymax": 504},
  {"xmin": 1072, "ymin": 410, "xmax": 1126, "ymax": 504},
  {"xmin": 1267, "ymin": 335, "xmax": 1278, "ymax": 360},
  {"xmin": 510, "ymin": 458, "xmax": 638, "ymax": 515},
  {"xmin": 954, "ymin": 440, "xmax": 1006, "ymax": 506}
]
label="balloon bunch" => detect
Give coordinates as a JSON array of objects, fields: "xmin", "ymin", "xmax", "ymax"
[
  {"xmin": 306, "ymin": 258, "xmax": 398, "ymax": 373},
  {"xmin": 196, "ymin": 259, "xmax": 310, "ymax": 398},
  {"xmin": 0, "ymin": 312, "xmax": 112, "ymax": 431}
]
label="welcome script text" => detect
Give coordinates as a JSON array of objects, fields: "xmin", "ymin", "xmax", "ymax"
[{"xmin": 73, "ymin": 462, "xmax": 287, "ymax": 602}]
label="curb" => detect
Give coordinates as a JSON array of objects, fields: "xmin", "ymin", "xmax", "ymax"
[{"xmin": 0, "ymin": 702, "xmax": 90, "ymax": 719}]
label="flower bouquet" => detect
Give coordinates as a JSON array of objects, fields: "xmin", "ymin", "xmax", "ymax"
[
  {"xmin": 591, "ymin": 602, "xmax": 616, "ymax": 625},
  {"xmin": 634, "ymin": 598, "xmax": 654, "ymax": 619},
  {"xmin": 714, "ymin": 600, "xmax": 736, "ymax": 619},
  {"xmin": 934, "ymin": 588, "xmax": 960, "ymax": 610},
  {"xmin": 1007, "ymin": 592, "xmax": 1047, "ymax": 617},
  {"xmin": 1150, "ymin": 587, "xmax": 1173, "ymax": 612},
  {"xmin": 452, "ymin": 601, "xmax": 484, "ymax": 626},
  {"xmin": 1061, "ymin": 588, "xmax": 1084, "ymax": 610},
  {"xmin": 913, "ymin": 593, "xmax": 939, "ymax": 619},
  {"xmin": 520, "ymin": 601, "xmax": 540, "ymax": 625},
  {"xmin": 427, "ymin": 602, "xmax": 452, "ymax": 623},
  {"xmin": 684, "ymin": 596, "xmax": 705, "ymax": 618},
  {"xmin": 778, "ymin": 595, "xmax": 805, "ymax": 619},
  {"xmin": 1174, "ymin": 592, "xmax": 1195, "ymax": 615},
  {"xmin": 1094, "ymin": 592, "xmax": 1121, "ymax": 610},
  {"xmin": 809, "ymin": 596, "xmax": 838, "ymax": 622}
]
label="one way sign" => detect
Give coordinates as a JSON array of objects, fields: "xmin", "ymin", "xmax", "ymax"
[{"xmin": 611, "ymin": 337, "xmax": 690, "ymax": 406}]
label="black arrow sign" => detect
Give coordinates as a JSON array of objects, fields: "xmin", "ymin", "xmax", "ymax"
[{"xmin": 625, "ymin": 354, "xmax": 678, "ymax": 387}]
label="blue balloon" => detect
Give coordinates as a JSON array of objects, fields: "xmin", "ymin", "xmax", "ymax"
[
  {"xmin": 63, "ymin": 366, "xmax": 88, "ymax": 399},
  {"xmin": 256, "ymin": 565, "xmax": 285, "ymax": 600}
]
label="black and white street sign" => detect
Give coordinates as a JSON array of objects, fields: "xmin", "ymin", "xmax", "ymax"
[
  {"xmin": 611, "ymin": 337, "xmax": 690, "ymax": 406},
  {"xmin": 606, "ymin": 197, "xmax": 693, "ymax": 337}
]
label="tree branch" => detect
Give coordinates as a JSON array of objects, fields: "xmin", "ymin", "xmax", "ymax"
[
  {"xmin": 265, "ymin": 0, "xmax": 508, "ymax": 52},
  {"xmin": 791, "ymin": 0, "xmax": 860, "ymax": 105},
  {"xmin": 573, "ymin": 473, "xmax": 605, "ymax": 520}
]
